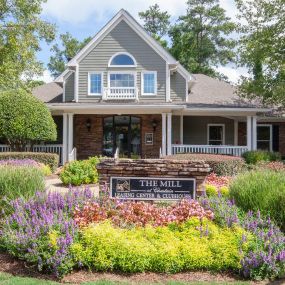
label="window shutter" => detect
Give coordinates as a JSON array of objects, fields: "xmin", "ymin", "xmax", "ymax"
[{"xmin": 273, "ymin": 125, "xmax": 279, "ymax": 152}]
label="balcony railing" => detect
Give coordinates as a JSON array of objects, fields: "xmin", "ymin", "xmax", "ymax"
[
  {"xmin": 103, "ymin": 87, "xmax": 138, "ymax": 100},
  {"xmin": 172, "ymin": 144, "xmax": 249, "ymax": 157},
  {"xmin": 0, "ymin": 144, "xmax": 63, "ymax": 164}
]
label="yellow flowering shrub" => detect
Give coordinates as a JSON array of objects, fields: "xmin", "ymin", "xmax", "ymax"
[{"xmin": 71, "ymin": 218, "xmax": 248, "ymax": 273}]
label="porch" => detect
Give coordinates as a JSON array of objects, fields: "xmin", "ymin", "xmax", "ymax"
[{"xmin": 0, "ymin": 111, "xmax": 280, "ymax": 164}]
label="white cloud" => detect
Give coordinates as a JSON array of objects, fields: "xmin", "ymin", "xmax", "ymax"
[
  {"xmin": 42, "ymin": 0, "xmax": 186, "ymax": 24},
  {"xmin": 35, "ymin": 70, "xmax": 53, "ymax": 83},
  {"xmin": 215, "ymin": 65, "xmax": 249, "ymax": 84}
]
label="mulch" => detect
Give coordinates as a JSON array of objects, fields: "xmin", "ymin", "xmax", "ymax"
[{"xmin": 1, "ymin": 253, "xmax": 285, "ymax": 284}]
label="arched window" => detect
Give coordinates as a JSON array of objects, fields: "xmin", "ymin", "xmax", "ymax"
[{"xmin": 108, "ymin": 52, "xmax": 136, "ymax": 67}]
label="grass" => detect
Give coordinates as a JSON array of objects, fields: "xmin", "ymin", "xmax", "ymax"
[{"xmin": 0, "ymin": 272, "xmax": 251, "ymax": 285}]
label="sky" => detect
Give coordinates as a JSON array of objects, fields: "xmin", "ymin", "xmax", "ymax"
[{"xmin": 38, "ymin": 0, "xmax": 248, "ymax": 83}]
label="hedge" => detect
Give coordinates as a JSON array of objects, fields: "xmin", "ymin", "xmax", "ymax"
[{"xmin": 0, "ymin": 152, "xmax": 59, "ymax": 172}]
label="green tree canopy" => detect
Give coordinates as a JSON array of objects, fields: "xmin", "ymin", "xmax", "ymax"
[
  {"xmin": 48, "ymin": 32, "xmax": 92, "ymax": 78},
  {"xmin": 169, "ymin": 0, "xmax": 236, "ymax": 78},
  {"xmin": 0, "ymin": 89, "xmax": 57, "ymax": 151},
  {"xmin": 236, "ymin": 0, "xmax": 285, "ymax": 106},
  {"xmin": 0, "ymin": 0, "xmax": 55, "ymax": 90},
  {"xmin": 139, "ymin": 4, "xmax": 170, "ymax": 48}
]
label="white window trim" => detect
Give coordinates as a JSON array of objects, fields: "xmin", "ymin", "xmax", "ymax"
[
  {"xmin": 108, "ymin": 52, "xmax": 137, "ymax": 67},
  {"xmin": 257, "ymin": 124, "xmax": 273, "ymax": 151},
  {"xmin": 141, "ymin": 71, "xmax": 157, "ymax": 96},
  {"xmin": 207, "ymin": 124, "xmax": 225, "ymax": 145},
  {"xmin": 107, "ymin": 71, "xmax": 137, "ymax": 88},
  {"xmin": 88, "ymin": 72, "xmax": 104, "ymax": 96}
]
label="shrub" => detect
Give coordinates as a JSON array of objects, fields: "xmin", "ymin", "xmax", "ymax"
[
  {"xmin": 210, "ymin": 159, "xmax": 247, "ymax": 176},
  {"xmin": 71, "ymin": 219, "xmax": 245, "ymax": 273},
  {"xmin": 0, "ymin": 89, "xmax": 57, "ymax": 151},
  {"xmin": 0, "ymin": 159, "xmax": 52, "ymax": 176},
  {"xmin": 230, "ymin": 170, "xmax": 285, "ymax": 230},
  {"xmin": 0, "ymin": 189, "xmax": 96, "ymax": 277},
  {"xmin": 166, "ymin": 153, "xmax": 246, "ymax": 176},
  {"xmin": 256, "ymin": 161, "xmax": 285, "ymax": 172},
  {"xmin": 0, "ymin": 152, "xmax": 59, "ymax": 172},
  {"xmin": 204, "ymin": 173, "xmax": 231, "ymax": 197},
  {"xmin": 242, "ymin": 150, "xmax": 281, "ymax": 164},
  {"xmin": 74, "ymin": 199, "xmax": 214, "ymax": 228},
  {"xmin": 60, "ymin": 157, "xmax": 100, "ymax": 186},
  {"xmin": 200, "ymin": 196, "xmax": 285, "ymax": 280},
  {"xmin": 0, "ymin": 165, "xmax": 45, "ymax": 210}
]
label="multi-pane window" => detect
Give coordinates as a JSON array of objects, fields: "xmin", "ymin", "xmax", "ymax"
[
  {"xmin": 89, "ymin": 73, "xmax": 102, "ymax": 95},
  {"xmin": 142, "ymin": 72, "xmax": 156, "ymax": 95},
  {"xmin": 110, "ymin": 74, "xmax": 135, "ymax": 87},
  {"xmin": 257, "ymin": 125, "xmax": 272, "ymax": 151},
  {"xmin": 208, "ymin": 124, "xmax": 225, "ymax": 145}
]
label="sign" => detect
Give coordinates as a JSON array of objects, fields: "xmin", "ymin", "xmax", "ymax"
[{"xmin": 110, "ymin": 177, "xmax": 196, "ymax": 200}]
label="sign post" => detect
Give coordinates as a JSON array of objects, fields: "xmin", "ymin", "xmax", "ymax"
[{"xmin": 110, "ymin": 177, "xmax": 196, "ymax": 200}]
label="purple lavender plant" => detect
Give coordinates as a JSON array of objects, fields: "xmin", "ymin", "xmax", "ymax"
[
  {"xmin": 0, "ymin": 188, "xmax": 96, "ymax": 277},
  {"xmin": 0, "ymin": 159, "xmax": 40, "ymax": 167}
]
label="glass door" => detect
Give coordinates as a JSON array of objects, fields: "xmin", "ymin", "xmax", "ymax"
[{"xmin": 103, "ymin": 116, "xmax": 141, "ymax": 158}]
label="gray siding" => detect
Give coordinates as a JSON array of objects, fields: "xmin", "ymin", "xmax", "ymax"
[
  {"xmin": 182, "ymin": 116, "xmax": 235, "ymax": 145},
  {"xmin": 170, "ymin": 72, "xmax": 186, "ymax": 102},
  {"xmin": 65, "ymin": 73, "xmax": 74, "ymax": 102},
  {"xmin": 78, "ymin": 20, "xmax": 166, "ymax": 102}
]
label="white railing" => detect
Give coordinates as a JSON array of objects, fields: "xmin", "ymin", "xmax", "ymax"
[
  {"xmin": 172, "ymin": 144, "xmax": 249, "ymax": 157},
  {"xmin": 103, "ymin": 87, "xmax": 138, "ymax": 100},
  {"xmin": 68, "ymin": 147, "xmax": 77, "ymax": 162},
  {"xmin": 0, "ymin": 144, "xmax": 63, "ymax": 164}
]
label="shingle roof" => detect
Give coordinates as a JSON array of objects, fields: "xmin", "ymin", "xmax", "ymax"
[
  {"xmin": 188, "ymin": 74, "xmax": 260, "ymax": 108},
  {"xmin": 32, "ymin": 82, "xmax": 63, "ymax": 103}
]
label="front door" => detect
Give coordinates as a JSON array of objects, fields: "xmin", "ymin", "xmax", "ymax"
[{"xmin": 103, "ymin": 116, "xmax": 141, "ymax": 158}]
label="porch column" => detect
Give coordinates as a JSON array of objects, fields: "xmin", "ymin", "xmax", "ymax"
[
  {"xmin": 247, "ymin": 116, "xmax": 252, "ymax": 150},
  {"xmin": 161, "ymin": 113, "xmax": 167, "ymax": 156},
  {"xmin": 167, "ymin": 113, "xmax": 172, "ymax": 155},
  {"xmin": 67, "ymin": 113, "xmax": 74, "ymax": 158},
  {"xmin": 234, "ymin": 120, "xmax": 238, "ymax": 146},
  {"xmin": 252, "ymin": 116, "xmax": 257, "ymax": 150},
  {"xmin": 180, "ymin": 114, "xmax": 184, "ymax": 144},
  {"xmin": 62, "ymin": 113, "xmax": 68, "ymax": 164}
]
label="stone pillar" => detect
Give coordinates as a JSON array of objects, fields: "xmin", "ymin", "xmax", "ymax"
[
  {"xmin": 161, "ymin": 113, "xmax": 167, "ymax": 156},
  {"xmin": 167, "ymin": 113, "xmax": 172, "ymax": 155}
]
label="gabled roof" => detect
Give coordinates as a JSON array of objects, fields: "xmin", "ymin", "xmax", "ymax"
[{"xmin": 65, "ymin": 9, "xmax": 191, "ymax": 81}]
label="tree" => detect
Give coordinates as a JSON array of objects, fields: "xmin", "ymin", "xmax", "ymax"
[
  {"xmin": 169, "ymin": 0, "xmax": 236, "ymax": 78},
  {"xmin": 48, "ymin": 32, "xmax": 92, "ymax": 78},
  {"xmin": 0, "ymin": 89, "xmax": 57, "ymax": 151},
  {"xmin": 139, "ymin": 4, "xmax": 170, "ymax": 41},
  {"xmin": 236, "ymin": 0, "xmax": 285, "ymax": 106},
  {"xmin": 0, "ymin": 0, "xmax": 55, "ymax": 90}
]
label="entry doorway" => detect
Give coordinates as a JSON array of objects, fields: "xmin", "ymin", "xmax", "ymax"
[{"xmin": 103, "ymin": 116, "xmax": 141, "ymax": 158}]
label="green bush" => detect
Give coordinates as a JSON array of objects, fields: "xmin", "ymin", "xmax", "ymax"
[
  {"xmin": 0, "ymin": 165, "xmax": 45, "ymax": 211},
  {"xmin": 71, "ymin": 219, "xmax": 246, "ymax": 273},
  {"xmin": 60, "ymin": 157, "xmax": 101, "ymax": 186},
  {"xmin": 0, "ymin": 89, "xmax": 57, "ymax": 151},
  {"xmin": 230, "ymin": 170, "xmax": 285, "ymax": 230},
  {"xmin": 242, "ymin": 150, "xmax": 281, "ymax": 164},
  {"xmin": 0, "ymin": 152, "xmax": 59, "ymax": 172},
  {"xmin": 210, "ymin": 159, "xmax": 247, "ymax": 176}
]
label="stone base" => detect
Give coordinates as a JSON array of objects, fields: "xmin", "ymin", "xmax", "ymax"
[{"xmin": 97, "ymin": 158, "xmax": 210, "ymax": 198}]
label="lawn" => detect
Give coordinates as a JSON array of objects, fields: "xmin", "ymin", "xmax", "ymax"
[{"xmin": 0, "ymin": 272, "xmax": 251, "ymax": 285}]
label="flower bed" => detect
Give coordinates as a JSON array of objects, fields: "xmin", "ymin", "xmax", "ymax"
[{"xmin": 0, "ymin": 186, "xmax": 284, "ymax": 280}]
